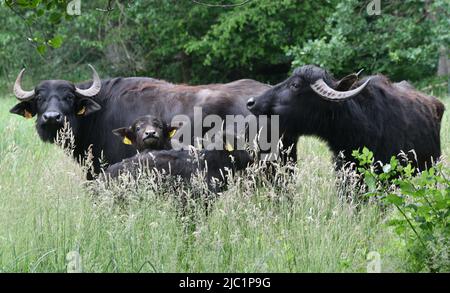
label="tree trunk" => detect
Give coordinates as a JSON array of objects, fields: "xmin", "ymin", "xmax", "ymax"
[{"xmin": 437, "ymin": 46, "xmax": 449, "ymax": 76}]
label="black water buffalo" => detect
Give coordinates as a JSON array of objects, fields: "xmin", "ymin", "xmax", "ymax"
[
  {"xmin": 105, "ymin": 132, "xmax": 252, "ymax": 191},
  {"xmin": 247, "ymin": 65, "xmax": 445, "ymax": 170},
  {"xmin": 112, "ymin": 115, "xmax": 177, "ymax": 151},
  {"xmin": 10, "ymin": 65, "xmax": 270, "ymax": 176}
]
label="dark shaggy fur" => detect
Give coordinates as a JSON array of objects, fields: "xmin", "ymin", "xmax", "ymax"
[
  {"xmin": 112, "ymin": 115, "xmax": 176, "ymax": 152},
  {"xmin": 248, "ymin": 65, "xmax": 445, "ymax": 170},
  {"xmin": 10, "ymin": 77, "xmax": 270, "ymax": 176},
  {"xmin": 104, "ymin": 148, "xmax": 253, "ymax": 192}
]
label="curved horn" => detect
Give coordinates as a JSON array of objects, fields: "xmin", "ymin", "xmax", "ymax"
[
  {"xmin": 311, "ymin": 77, "xmax": 372, "ymax": 102},
  {"xmin": 355, "ymin": 68, "xmax": 364, "ymax": 77},
  {"xmin": 75, "ymin": 64, "xmax": 101, "ymax": 97},
  {"xmin": 13, "ymin": 69, "xmax": 35, "ymax": 101}
]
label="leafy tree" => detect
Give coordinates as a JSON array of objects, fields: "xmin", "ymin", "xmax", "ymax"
[
  {"xmin": 0, "ymin": 0, "xmax": 110, "ymax": 88},
  {"xmin": 288, "ymin": 0, "xmax": 450, "ymax": 82},
  {"xmin": 1, "ymin": 0, "xmax": 336, "ymax": 84},
  {"xmin": 0, "ymin": 0, "xmax": 448, "ymax": 88},
  {"xmin": 185, "ymin": 0, "xmax": 335, "ymax": 83}
]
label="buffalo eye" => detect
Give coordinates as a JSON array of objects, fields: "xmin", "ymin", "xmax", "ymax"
[
  {"xmin": 290, "ymin": 82, "xmax": 300, "ymax": 89},
  {"xmin": 63, "ymin": 95, "xmax": 73, "ymax": 101},
  {"xmin": 135, "ymin": 126, "xmax": 140, "ymax": 131}
]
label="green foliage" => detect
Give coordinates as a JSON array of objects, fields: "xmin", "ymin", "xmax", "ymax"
[
  {"xmin": 0, "ymin": 1, "xmax": 448, "ymax": 88},
  {"xmin": 185, "ymin": 0, "xmax": 335, "ymax": 83},
  {"xmin": 288, "ymin": 0, "xmax": 450, "ymax": 81},
  {"xmin": 353, "ymin": 148, "xmax": 450, "ymax": 272},
  {"xmin": 0, "ymin": 0, "xmax": 109, "ymax": 92},
  {"xmin": 4, "ymin": 0, "xmax": 75, "ymax": 54}
]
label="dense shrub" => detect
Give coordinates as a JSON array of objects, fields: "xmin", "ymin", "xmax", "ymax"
[
  {"xmin": 288, "ymin": 0, "xmax": 450, "ymax": 81},
  {"xmin": 353, "ymin": 148, "xmax": 449, "ymax": 272}
]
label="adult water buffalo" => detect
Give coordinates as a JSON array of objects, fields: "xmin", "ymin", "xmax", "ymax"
[
  {"xmin": 10, "ymin": 65, "xmax": 270, "ymax": 176},
  {"xmin": 246, "ymin": 65, "xmax": 445, "ymax": 170}
]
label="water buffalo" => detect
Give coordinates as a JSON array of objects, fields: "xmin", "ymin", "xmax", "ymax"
[
  {"xmin": 246, "ymin": 65, "xmax": 445, "ymax": 170},
  {"xmin": 112, "ymin": 115, "xmax": 177, "ymax": 151},
  {"xmin": 105, "ymin": 131, "xmax": 252, "ymax": 191},
  {"xmin": 10, "ymin": 65, "xmax": 270, "ymax": 177}
]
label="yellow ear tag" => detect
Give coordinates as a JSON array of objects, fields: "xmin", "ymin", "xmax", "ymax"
[
  {"xmin": 225, "ymin": 142, "xmax": 234, "ymax": 152},
  {"xmin": 168, "ymin": 129, "xmax": 177, "ymax": 138},
  {"xmin": 77, "ymin": 106, "xmax": 86, "ymax": 116},
  {"xmin": 123, "ymin": 136, "xmax": 133, "ymax": 145},
  {"xmin": 24, "ymin": 110, "xmax": 32, "ymax": 119}
]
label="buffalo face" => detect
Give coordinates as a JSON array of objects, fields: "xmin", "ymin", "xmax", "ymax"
[
  {"xmin": 10, "ymin": 65, "xmax": 102, "ymax": 142},
  {"xmin": 112, "ymin": 115, "xmax": 177, "ymax": 152},
  {"xmin": 246, "ymin": 65, "xmax": 371, "ymax": 134}
]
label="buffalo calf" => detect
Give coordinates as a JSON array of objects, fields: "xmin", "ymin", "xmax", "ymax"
[
  {"xmin": 105, "ymin": 147, "xmax": 252, "ymax": 192},
  {"xmin": 112, "ymin": 115, "xmax": 178, "ymax": 151},
  {"xmin": 106, "ymin": 118, "xmax": 252, "ymax": 191}
]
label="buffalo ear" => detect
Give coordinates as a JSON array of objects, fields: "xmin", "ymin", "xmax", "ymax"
[
  {"xmin": 166, "ymin": 120, "xmax": 186, "ymax": 139},
  {"xmin": 335, "ymin": 74, "xmax": 358, "ymax": 91},
  {"xmin": 166, "ymin": 126, "xmax": 179, "ymax": 139},
  {"xmin": 76, "ymin": 98, "xmax": 101, "ymax": 116},
  {"xmin": 10, "ymin": 101, "xmax": 36, "ymax": 119},
  {"xmin": 335, "ymin": 69, "xmax": 364, "ymax": 91},
  {"xmin": 112, "ymin": 127, "xmax": 136, "ymax": 145}
]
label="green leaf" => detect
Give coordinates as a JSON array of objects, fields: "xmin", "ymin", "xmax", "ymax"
[
  {"xmin": 36, "ymin": 44, "xmax": 47, "ymax": 55},
  {"xmin": 385, "ymin": 193, "xmax": 404, "ymax": 205},
  {"xmin": 48, "ymin": 35, "xmax": 63, "ymax": 48},
  {"xmin": 351, "ymin": 149, "xmax": 360, "ymax": 158},
  {"xmin": 362, "ymin": 147, "xmax": 370, "ymax": 156},
  {"xmin": 394, "ymin": 224, "xmax": 406, "ymax": 235},
  {"xmin": 364, "ymin": 172, "xmax": 377, "ymax": 192},
  {"xmin": 363, "ymin": 191, "xmax": 379, "ymax": 198},
  {"xmin": 49, "ymin": 12, "xmax": 62, "ymax": 24},
  {"xmin": 15, "ymin": 0, "xmax": 31, "ymax": 7},
  {"xmin": 398, "ymin": 181, "xmax": 416, "ymax": 196},
  {"xmin": 389, "ymin": 156, "xmax": 398, "ymax": 171}
]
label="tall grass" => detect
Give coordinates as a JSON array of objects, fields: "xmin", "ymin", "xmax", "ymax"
[{"xmin": 0, "ymin": 95, "xmax": 448, "ymax": 272}]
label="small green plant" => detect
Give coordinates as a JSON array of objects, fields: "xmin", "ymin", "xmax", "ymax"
[{"xmin": 353, "ymin": 147, "xmax": 449, "ymax": 272}]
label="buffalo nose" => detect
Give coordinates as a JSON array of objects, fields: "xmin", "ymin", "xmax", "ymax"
[
  {"xmin": 144, "ymin": 130, "xmax": 158, "ymax": 139},
  {"xmin": 42, "ymin": 111, "xmax": 62, "ymax": 124},
  {"xmin": 247, "ymin": 97, "xmax": 256, "ymax": 109}
]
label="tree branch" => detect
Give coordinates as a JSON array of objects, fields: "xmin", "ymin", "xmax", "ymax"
[{"xmin": 190, "ymin": 0, "xmax": 252, "ymax": 8}]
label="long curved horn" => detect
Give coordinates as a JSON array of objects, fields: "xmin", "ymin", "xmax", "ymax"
[
  {"xmin": 75, "ymin": 64, "xmax": 101, "ymax": 97},
  {"xmin": 310, "ymin": 77, "xmax": 372, "ymax": 102},
  {"xmin": 13, "ymin": 69, "xmax": 35, "ymax": 101}
]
